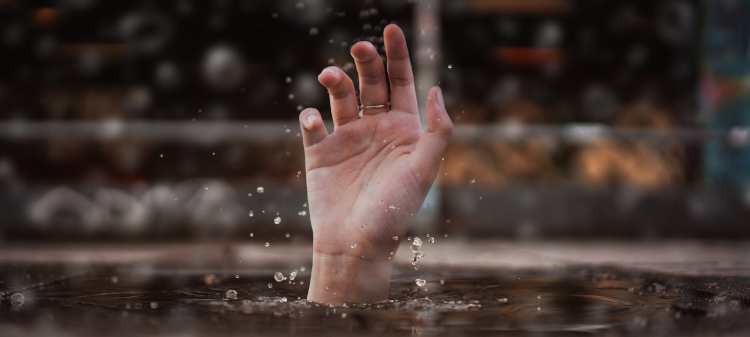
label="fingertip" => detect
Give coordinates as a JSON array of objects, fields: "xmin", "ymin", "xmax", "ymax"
[
  {"xmin": 433, "ymin": 86, "xmax": 445, "ymax": 107},
  {"xmin": 426, "ymin": 87, "xmax": 452, "ymax": 135},
  {"xmin": 318, "ymin": 67, "xmax": 341, "ymax": 87},
  {"xmin": 427, "ymin": 86, "xmax": 444, "ymax": 109},
  {"xmin": 300, "ymin": 108, "xmax": 321, "ymax": 130},
  {"xmin": 351, "ymin": 41, "xmax": 377, "ymax": 59},
  {"xmin": 384, "ymin": 23, "xmax": 403, "ymax": 38}
]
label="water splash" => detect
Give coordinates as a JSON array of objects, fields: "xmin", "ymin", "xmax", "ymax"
[
  {"xmin": 410, "ymin": 237, "xmax": 424, "ymax": 270},
  {"xmin": 225, "ymin": 289, "xmax": 238, "ymax": 300}
]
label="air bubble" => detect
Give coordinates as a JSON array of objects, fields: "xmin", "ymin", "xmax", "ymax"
[
  {"xmin": 415, "ymin": 279, "xmax": 427, "ymax": 287},
  {"xmin": 273, "ymin": 216, "xmax": 282, "ymax": 225},
  {"xmin": 274, "ymin": 272, "xmax": 287, "ymax": 282}
]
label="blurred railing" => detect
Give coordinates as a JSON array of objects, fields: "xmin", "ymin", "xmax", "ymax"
[
  {"xmin": 1, "ymin": 120, "xmax": 749, "ymax": 240},
  {"xmin": 1, "ymin": 120, "xmax": 747, "ymax": 145}
]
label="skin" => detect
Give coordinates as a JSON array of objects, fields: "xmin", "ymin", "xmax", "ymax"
[{"xmin": 299, "ymin": 24, "xmax": 453, "ymax": 304}]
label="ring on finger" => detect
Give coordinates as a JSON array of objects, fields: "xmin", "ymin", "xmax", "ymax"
[{"xmin": 358, "ymin": 103, "xmax": 390, "ymax": 117}]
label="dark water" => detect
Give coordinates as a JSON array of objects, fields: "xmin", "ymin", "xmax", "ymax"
[{"xmin": 1, "ymin": 263, "xmax": 749, "ymax": 337}]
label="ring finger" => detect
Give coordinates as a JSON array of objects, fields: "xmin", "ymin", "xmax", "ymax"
[{"xmin": 351, "ymin": 41, "xmax": 389, "ymax": 116}]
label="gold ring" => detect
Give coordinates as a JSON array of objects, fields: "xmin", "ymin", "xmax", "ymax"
[{"xmin": 358, "ymin": 103, "xmax": 390, "ymax": 116}]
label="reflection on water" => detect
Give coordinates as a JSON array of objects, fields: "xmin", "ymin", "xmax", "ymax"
[{"xmin": 2, "ymin": 262, "xmax": 749, "ymax": 337}]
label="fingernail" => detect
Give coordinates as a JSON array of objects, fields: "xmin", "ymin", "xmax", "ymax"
[
  {"xmin": 318, "ymin": 67, "xmax": 339, "ymax": 82},
  {"xmin": 304, "ymin": 113, "xmax": 317, "ymax": 129}
]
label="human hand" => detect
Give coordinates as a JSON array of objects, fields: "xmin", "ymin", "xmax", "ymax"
[{"xmin": 299, "ymin": 24, "xmax": 453, "ymax": 304}]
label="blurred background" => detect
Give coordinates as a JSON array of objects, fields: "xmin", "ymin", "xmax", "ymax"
[{"xmin": 0, "ymin": 0, "xmax": 749, "ymax": 242}]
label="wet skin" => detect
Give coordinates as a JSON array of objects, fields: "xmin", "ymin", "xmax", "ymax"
[{"xmin": 299, "ymin": 24, "xmax": 453, "ymax": 304}]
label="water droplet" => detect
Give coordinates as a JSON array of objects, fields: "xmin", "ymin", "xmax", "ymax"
[
  {"xmin": 9, "ymin": 293, "xmax": 25, "ymax": 308},
  {"xmin": 249, "ymin": 232, "xmax": 254, "ymax": 238},
  {"xmin": 285, "ymin": 76, "xmax": 293, "ymax": 84},
  {"xmin": 273, "ymin": 216, "xmax": 282, "ymax": 225},
  {"xmin": 159, "ymin": 153, "xmax": 164, "ymax": 159},
  {"xmin": 289, "ymin": 271, "xmax": 298, "ymax": 281},
  {"xmin": 285, "ymin": 232, "xmax": 291, "ymax": 238},
  {"xmin": 392, "ymin": 235, "xmax": 399, "ymax": 241},
  {"xmin": 149, "ymin": 301, "xmax": 159, "ymax": 309},
  {"xmin": 297, "ymin": 210, "xmax": 307, "ymax": 216},
  {"xmin": 447, "ymin": 64, "xmax": 454, "ymax": 70},
  {"xmin": 411, "ymin": 237, "xmax": 423, "ymax": 252},
  {"xmin": 497, "ymin": 297, "xmax": 509, "ymax": 303},
  {"xmin": 204, "ymin": 274, "xmax": 217, "ymax": 285},
  {"xmin": 428, "ymin": 237, "xmax": 436, "ymax": 244},
  {"xmin": 410, "ymin": 237, "xmax": 424, "ymax": 270},
  {"xmin": 267, "ymin": 282, "xmax": 273, "ymax": 288},
  {"xmin": 470, "ymin": 178, "xmax": 477, "ymax": 184},
  {"xmin": 224, "ymin": 289, "xmax": 238, "ymax": 300},
  {"xmin": 264, "ymin": 242, "xmax": 271, "ymax": 247},
  {"xmin": 248, "ymin": 210, "xmax": 254, "ymax": 218},
  {"xmin": 256, "ymin": 186, "xmax": 265, "ymax": 194},
  {"xmin": 415, "ymin": 279, "xmax": 427, "ymax": 287},
  {"xmin": 247, "ymin": 192, "xmax": 253, "ymax": 197},
  {"xmin": 349, "ymin": 242, "xmax": 358, "ymax": 249},
  {"xmin": 309, "ymin": 27, "xmax": 319, "ymax": 36},
  {"xmin": 274, "ymin": 272, "xmax": 286, "ymax": 282}
]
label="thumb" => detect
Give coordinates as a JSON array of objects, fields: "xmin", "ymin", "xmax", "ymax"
[{"xmin": 411, "ymin": 87, "xmax": 454, "ymax": 185}]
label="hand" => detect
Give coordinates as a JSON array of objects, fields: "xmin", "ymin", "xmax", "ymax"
[{"xmin": 299, "ymin": 24, "xmax": 453, "ymax": 304}]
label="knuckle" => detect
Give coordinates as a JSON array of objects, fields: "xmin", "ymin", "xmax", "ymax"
[
  {"xmin": 389, "ymin": 75, "xmax": 413, "ymax": 87},
  {"xmin": 360, "ymin": 73, "xmax": 383, "ymax": 86}
]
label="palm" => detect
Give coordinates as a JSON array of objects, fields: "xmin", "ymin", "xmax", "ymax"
[
  {"xmin": 306, "ymin": 111, "xmax": 424, "ymax": 258},
  {"xmin": 298, "ymin": 25, "xmax": 452, "ymax": 260}
]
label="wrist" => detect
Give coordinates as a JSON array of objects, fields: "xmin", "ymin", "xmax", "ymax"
[{"xmin": 307, "ymin": 251, "xmax": 393, "ymax": 304}]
